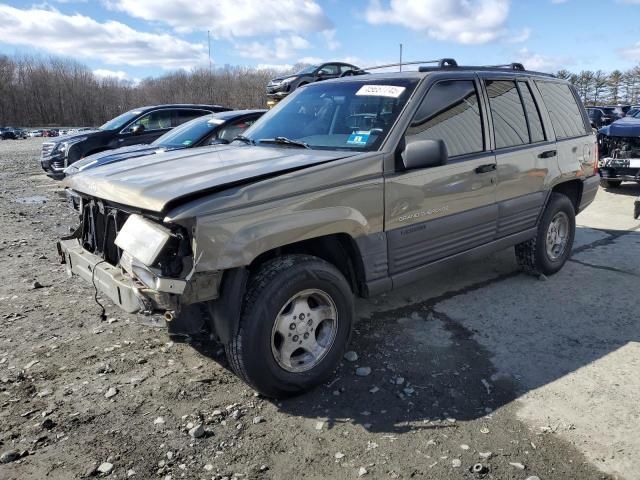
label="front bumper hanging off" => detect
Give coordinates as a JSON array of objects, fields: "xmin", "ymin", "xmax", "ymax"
[{"xmin": 57, "ymin": 239, "xmax": 147, "ymax": 313}]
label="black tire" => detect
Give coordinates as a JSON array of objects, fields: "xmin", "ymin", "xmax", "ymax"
[
  {"xmin": 515, "ymin": 193, "xmax": 576, "ymax": 276},
  {"xmin": 600, "ymin": 179, "xmax": 622, "ymax": 189},
  {"xmin": 226, "ymin": 254, "xmax": 354, "ymax": 398}
]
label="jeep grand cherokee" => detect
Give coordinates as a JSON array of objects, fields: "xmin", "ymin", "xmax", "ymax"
[{"xmin": 59, "ymin": 59, "xmax": 599, "ymax": 397}]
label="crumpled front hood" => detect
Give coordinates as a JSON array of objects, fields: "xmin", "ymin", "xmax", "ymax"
[{"xmin": 64, "ymin": 145, "xmax": 356, "ymax": 213}]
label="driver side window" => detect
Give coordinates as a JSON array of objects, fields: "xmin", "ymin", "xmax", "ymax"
[
  {"xmin": 318, "ymin": 64, "xmax": 339, "ymax": 75},
  {"xmin": 212, "ymin": 118, "xmax": 259, "ymax": 143},
  {"xmin": 128, "ymin": 110, "xmax": 173, "ymax": 132},
  {"xmin": 407, "ymin": 80, "xmax": 484, "ymax": 158}
]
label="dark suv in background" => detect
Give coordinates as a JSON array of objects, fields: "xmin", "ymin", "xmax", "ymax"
[
  {"xmin": 40, "ymin": 104, "xmax": 229, "ymax": 178},
  {"xmin": 266, "ymin": 62, "xmax": 359, "ymax": 102}
]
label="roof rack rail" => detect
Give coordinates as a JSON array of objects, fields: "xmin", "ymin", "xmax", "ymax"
[
  {"xmin": 342, "ymin": 58, "xmax": 459, "ymax": 76},
  {"xmin": 487, "ymin": 62, "xmax": 526, "ymax": 71}
]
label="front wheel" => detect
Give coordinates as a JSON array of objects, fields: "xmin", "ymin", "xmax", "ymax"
[
  {"xmin": 226, "ymin": 255, "xmax": 354, "ymax": 398},
  {"xmin": 515, "ymin": 193, "xmax": 576, "ymax": 275}
]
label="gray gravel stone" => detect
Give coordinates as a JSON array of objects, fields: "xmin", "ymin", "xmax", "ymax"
[
  {"xmin": 105, "ymin": 387, "xmax": 118, "ymax": 399},
  {"xmin": 355, "ymin": 366, "xmax": 371, "ymax": 377},
  {"xmin": 189, "ymin": 424, "xmax": 205, "ymax": 438},
  {"xmin": 344, "ymin": 351, "xmax": 358, "ymax": 362},
  {"xmin": 0, "ymin": 450, "xmax": 20, "ymax": 464},
  {"xmin": 97, "ymin": 462, "xmax": 114, "ymax": 474}
]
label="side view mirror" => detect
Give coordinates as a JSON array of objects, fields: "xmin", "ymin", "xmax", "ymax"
[
  {"xmin": 402, "ymin": 139, "xmax": 448, "ymax": 170},
  {"xmin": 130, "ymin": 124, "xmax": 145, "ymax": 135},
  {"xmin": 316, "ymin": 70, "xmax": 325, "ymax": 77}
]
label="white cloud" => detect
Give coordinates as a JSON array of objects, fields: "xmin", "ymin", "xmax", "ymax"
[
  {"xmin": 93, "ymin": 68, "xmax": 128, "ymax": 80},
  {"xmin": 0, "ymin": 4, "xmax": 208, "ymax": 68},
  {"xmin": 365, "ymin": 0, "xmax": 528, "ymax": 44},
  {"xmin": 235, "ymin": 34, "xmax": 310, "ymax": 60},
  {"xmin": 107, "ymin": 0, "xmax": 331, "ymax": 37},
  {"xmin": 516, "ymin": 48, "xmax": 570, "ymax": 72},
  {"xmin": 322, "ymin": 29, "xmax": 340, "ymax": 51},
  {"xmin": 255, "ymin": 63, "xmax": 294, "ymax": 71},
  {"xmin": 619, "ymin": 42, "xmax": 640, "ymax": 62}
]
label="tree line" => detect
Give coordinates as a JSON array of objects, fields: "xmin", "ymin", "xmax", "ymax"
[
  {"xmin": 1, "ymin": 54, "xmax": 640, "ymax": 127},
  {"xmin": 0, "ymin": 54, "xmax": 291, "ymax": 127},
  {"xmin": 556, "ymin": 67, "xmax": 640, "ymax": 106}
]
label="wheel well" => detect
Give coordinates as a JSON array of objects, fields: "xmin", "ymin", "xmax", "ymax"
[
  {"xmin": 249, "ymin": 234, "xmax": 365, "ymax": 296},
  {"xmin": 552, "ymin": 180, "xmax": 582, "ymax": 213}
]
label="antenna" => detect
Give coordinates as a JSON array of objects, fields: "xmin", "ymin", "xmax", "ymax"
[{"xmin": 399, "ymin": 43, "xmax": 403, "ymax": 72}]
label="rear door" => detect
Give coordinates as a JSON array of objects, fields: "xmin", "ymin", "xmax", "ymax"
[
  {"xmin": 384, "ymin": 75, "xmax": 498, "ymax": 276},
  {"xmin": 480, "ymin": 76, "xmax": 555, "ymax": 237},
  {"xmin": 535, "ymin": 80, "xmax": 596, "ymax": 179}
]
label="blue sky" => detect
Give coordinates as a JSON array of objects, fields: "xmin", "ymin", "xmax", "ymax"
[{"xmin": 0, "ymin": 0, "xmax": 639, "ymax": 82}]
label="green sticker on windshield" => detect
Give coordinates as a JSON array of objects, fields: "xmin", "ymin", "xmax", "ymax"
[{"xmin": 182, "ymin": 140, "xmax": 193, "ymax": 146}]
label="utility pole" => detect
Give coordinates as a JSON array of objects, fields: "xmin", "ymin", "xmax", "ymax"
[{"xmin": 399, "ymin": 44, "xmax": 403, "ymax": 72}]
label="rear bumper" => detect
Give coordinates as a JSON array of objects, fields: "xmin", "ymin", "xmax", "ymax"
[
  {"xmin": 58, "ymin": 239, "xmax": 146, "ymax": 313},
  {"xmin": 578, "ymin": 175, "xmax": 599, "ymax": 213}
]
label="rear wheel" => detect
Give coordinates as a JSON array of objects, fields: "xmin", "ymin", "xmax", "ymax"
[
  {"xmin": 515, "ymin": 193, "xmax": 575, "ymax": 275},
  {"xmin": 226, "ymin": 255, "xmax": 354, "ymax": 398},
  {"xmin": 600, "ymin": 179, "xmax": 622, "ymax": 188}
]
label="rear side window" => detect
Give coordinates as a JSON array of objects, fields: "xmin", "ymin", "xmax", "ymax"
[
  {"xmin": 485, "ymin": 80, "xmax": 528, "ymax": 149},
  {"xmin": 536, "ymin": 81, "xmax": 588, "ymax": 139},
  {"xmin": 407, "ymin": 80, "xmax": 484, "ymax": 158},
  {"xmin": 518, "ymin": 81, "xmax": 545, "ymax": 143}
]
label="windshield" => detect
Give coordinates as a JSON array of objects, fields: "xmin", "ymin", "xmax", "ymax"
[
  {"xmin": 296, "ymin": 65, "xmax": 319, "ymax": 75},
  {"xmin": 241, "ymin": 78, "xmax": 419, "ymax": 151},
  {"xmin": 99, "ymin": 110, "xmax": 142, "ymax": 130},
  {"xmin": 153, "ymin": 114, "xmax": 219, "ymax": 147}
]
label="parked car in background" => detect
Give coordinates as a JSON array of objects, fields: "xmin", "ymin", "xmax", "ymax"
[
  {"xmin": 60, "ymin": 59, "xmax": 598, "ymax": 397},
  {"xmin": 41, "ymin": 104, "xmax": 230, "ymax": 179},
  {"xmin": 627, "ymin": 106, "xmax": 640, "ymax": 117},
  {"xmin": 13, "ymin": 128, "xmax": 28, "ymax": 139},
  {"xmin": 29, "ymin": 130, "xmax": 43, "ymax": 137},
  {"xmin": 586, "ymin": 107, "xmax": 615, "ymax": 128},
  {"xmin": 0, "ymin": 127, "xmax": 17, "ymax": 140},
  {"xmin": 65, "ymin": 110, "xmax": 265, "ymax": 176},
  {"xmin": 43, "ymin": 129, "xmax": 59, "ymax": 137},
  {"xmin": 266, "ymin": 62, "xmax": 359, "ymax": 101},
  {"xmin": 597, "ymin": 116, "xmax": 640, "ymax": 188},
  {"xmin": 602, "ymin": 105, "xmax": 631, "ymax": 120}
]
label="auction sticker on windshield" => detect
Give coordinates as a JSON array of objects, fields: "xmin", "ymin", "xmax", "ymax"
[
  {"xmin": 347, "ymin": 131, "xmax": 371, "ymax": 145},
  {"xmin": 356, "ymin": 85, "xmax": 406, "ymax": 98}
]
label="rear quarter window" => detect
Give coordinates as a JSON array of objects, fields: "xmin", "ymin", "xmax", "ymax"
[{"xmin": 536, "ymin": 81, "xmax": 588, "ymax": 139}]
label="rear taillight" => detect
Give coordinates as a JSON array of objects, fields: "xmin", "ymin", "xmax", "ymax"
[{"xmin": 593, "ymin": 140, "xmax": 599, "ymax": 174}]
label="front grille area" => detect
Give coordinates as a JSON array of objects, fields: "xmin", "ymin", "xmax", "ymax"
[{"xmin": 80, "ymin": 199, "xmax": 129, "ymax": 266}]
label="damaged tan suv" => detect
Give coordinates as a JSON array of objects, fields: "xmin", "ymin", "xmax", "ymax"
[{"xmin": 59, "ymin": 60, "xmax": 599, "ymax": 397}]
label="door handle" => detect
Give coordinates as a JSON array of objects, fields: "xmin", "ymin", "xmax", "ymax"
[
  {"xmin": 538, "ymin": 150, "xmax": 557, "ymax": 158},
  {"xmin": 475, "ymin": 163, "xmax": 496, "ymax": 174}
]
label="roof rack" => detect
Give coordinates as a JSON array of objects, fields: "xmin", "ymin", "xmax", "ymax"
[
  {"xmin": 341, "ymin": 58, "xmax": 458, "ymax": 77},
  {"xmin": 339, "ymin": 58, "xmax": 552, "ymax": 78}
]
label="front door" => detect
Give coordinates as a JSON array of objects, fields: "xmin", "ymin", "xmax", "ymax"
[{"xmin": 385, "ymin": 77, "xmax": 498, "ymax": 276}]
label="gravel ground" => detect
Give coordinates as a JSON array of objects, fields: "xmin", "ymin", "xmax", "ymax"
[{"xmin": 1, "ymin": 138, "xmax": 636, "ymax": 479}]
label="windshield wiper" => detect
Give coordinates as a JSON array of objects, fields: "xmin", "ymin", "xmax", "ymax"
[
  {"xmin": 232, "ymin": 134, "xmax": 255, "ymax": 145},
  {"xmin": 259, "ymin": 136, "xmax": 310, "ymax": 149}
]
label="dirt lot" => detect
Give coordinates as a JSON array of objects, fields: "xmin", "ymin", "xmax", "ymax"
[{"xmin": 1, "ymin": 138, "xmax": 638, "ymax": 480}]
